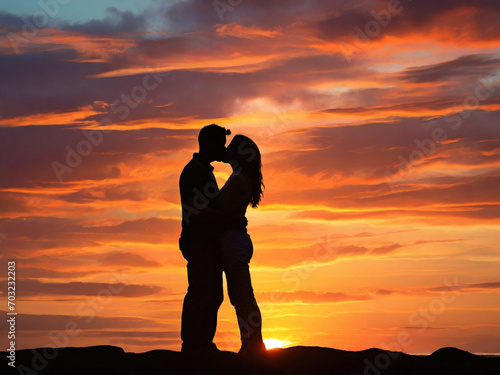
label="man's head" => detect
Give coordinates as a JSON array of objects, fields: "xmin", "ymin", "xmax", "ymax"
[{"xmin": 198, "ymin": 124, "xmax": 231, "ymax": 162}]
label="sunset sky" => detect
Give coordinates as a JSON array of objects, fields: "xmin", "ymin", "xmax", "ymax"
[{"xmin": 1, "ymin": 0, "xmax": 500, "ymax": 355}]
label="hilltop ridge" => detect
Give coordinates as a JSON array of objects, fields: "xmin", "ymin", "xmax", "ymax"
[{"xmin": 3, "ymin": 344, "xmax": 499, "ymax": 375}]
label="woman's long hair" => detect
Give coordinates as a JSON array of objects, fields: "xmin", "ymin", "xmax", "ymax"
[{"xmin": 229, "ymin": 135, "xmax": 264, "ymax": 208}]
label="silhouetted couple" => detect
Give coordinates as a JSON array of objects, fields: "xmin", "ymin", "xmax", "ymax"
[{"xmin": 179, "ymin": 124, "xmax": 266, "ymax": 358}]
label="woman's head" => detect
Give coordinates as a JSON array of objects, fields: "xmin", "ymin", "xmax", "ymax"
[{"xmin": 224, "ymin": 135, "xmax": 264, "ymax": 208}]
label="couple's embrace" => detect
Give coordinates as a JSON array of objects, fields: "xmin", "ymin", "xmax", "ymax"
[{"xmin": 178, "ymin": 124, "xmax": 266, "ymax": 358}]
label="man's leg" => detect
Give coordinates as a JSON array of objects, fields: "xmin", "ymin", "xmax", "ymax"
[{"xmin": 180, "ymin": 236, "xmax": 223, "ymax": 352}]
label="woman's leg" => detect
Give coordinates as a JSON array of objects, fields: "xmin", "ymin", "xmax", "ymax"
[
  {"xmin": 220, "ymin": 231, "xmax": 265, "ymax": 355},
  {"xmin": 234, "ymin": 301, "xmax": 265, "ymax": 355}
]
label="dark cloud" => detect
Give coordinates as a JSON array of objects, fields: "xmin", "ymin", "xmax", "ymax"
[
  {"xmin": 399, "ymin": 0, "xmax": 500, "ymax": 26},
  {"xmin": 467, "ymin": 282, "xmax": 500, "ymax": 290},
  {"xmin": 0, "ymin": 21, "xmax": 362, "ymax": 123},
  {"xmin": 60, "ymin": 7, "xmax": 148, "ymax": 34},
  {"xmin": 323, "ymin": 95, "xmax": 500, "ymax": 116},
  {"xmin": 3, "ymin": 20, "xmax": 495, "ymax": 129},
  {"xmin": 400, "ymin": 54, "xmax": 500, "ymax": 83},
  {"xmin": 252, "ymin": 241, "xmax": 403, "ymax": 268},
  {"xmin": 162, "ymin": 0, "xmax": 223, "ymax": 32},
  {"xmin": 266, "ymin": 118, "xmax": 421, "ymax": 181},
  {"xmin": 4, "ymin": 0, "xmax": 495, "ymax": 42},
  {"xmin": 270, "ymin": 173, "xmax": 500, "ymax": 218},
  {"xmin": 100, "ymin": 251, "xmax": 162, "ymax": 268},
  {"xmin": 316, "ymin": 0, "xmax": 500, "ymax": 42},
  {"xmin": 266, "ymin": 110, "xmax": 500, "ymax": 181},
  {"xmin": 258, "ymin": 290, "xmax": 374, "ymax": 303},
  {"xmin": 375, "ymin": 289, "xmax": 396, "ymax": 296},
  {"xmin": 17, "ymin": 267, "xmax": 99, "ymax": 279},
  {"xmin": 317, "ymin": 9, "xmax": 385, "ymax": 41},
  {"xmin": 6, "ymin": 313, "xmax": 154, "ymax": 331},
  {"xmin": 291, "ymin": 205, "xmax": 500, "ymax": 224},
  {"xmin": 110, "ymin": 338, "xmax": 178, "ymax": 346},
  {"xmin": 85, "ymin": 52, "xmax": 361, "ymax": 123},
  {"xmin": 60, "ymin": 184, "xmax": 149, "ymax": 203},
  {"xmin": 368, "ymin": 176, "xmax": 500, "ymax": 211},
  {"xmin": 79, "ymin": 330, "xmax": 178, "ymax": 338},
  {"xmin": 0, "ymin": 126, "xmax": 193, "ymax": 188},
  {"xmin": 4, "ymin": 279, "xmax": 162, "ymax": 297},
  {"xmin": 0, "ymin": 49, "xmax": 109, "ymax": 119},
  {"xmin": 158, "ymin": 0, "xmax": 500, "ymax": 47},
  {"xmin": 0, "ymin": 7, "xmax": 148, "ymax": 37},
  {"xmin": 369, "ymin": 243, "xmax": 402, "ymax": 255},
  {"xmin": 0, "ymin": 48, "xmax": 172, "ymax": 122},
  {"xmin": 166, "ymin": 0, "xmax": 386, "ymax": 34},
  {"xmin": 426, "ymin": 280, "xmax": 500, "ymax": 293},
  {"xmin": 0, "ymin": 216, "xmax": 180, "ymax": 252},
  {"xmin": 0, "ymin": 10, "xmax": 26, "ymax": 30},
  {"xmin": 257, "ymin": 110, "xmax": 500, "ymax": 223},
  {"xmin": 161, "ymin": 0, "xmax": 328, "ymax": 32},
  {"xmin": 0, "ymin": 253, "xmax": 160, "ymax": 277},
  {"xmin": 257, "ymin": 53, "xmax": 356, "ymax": 82},
  {"xmin": 0, "ymin": 192, "xmax": 30, "ymax": 213},
  {"xmin": 85, "ymin": 69, "xmax": 254, "ymax": 121}
]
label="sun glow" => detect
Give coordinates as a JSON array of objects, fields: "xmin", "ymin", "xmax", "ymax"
[{"xmin": 264, "ymin": 338, "xmax": 292, "ymax": 350}]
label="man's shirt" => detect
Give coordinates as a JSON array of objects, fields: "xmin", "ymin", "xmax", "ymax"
[{"xmin": 179, "ymin": 153, "xmax": 219, "ymax": 237}]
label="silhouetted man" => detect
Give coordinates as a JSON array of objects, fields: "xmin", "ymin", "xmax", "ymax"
[{"xmin": 178, "ymin": 124, "xmax": 232, "ymax": 353}]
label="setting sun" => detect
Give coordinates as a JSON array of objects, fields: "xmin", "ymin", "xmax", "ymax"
[{"xmin": 264, "ymin": 339, "xmax": 292, "ymax": 350}]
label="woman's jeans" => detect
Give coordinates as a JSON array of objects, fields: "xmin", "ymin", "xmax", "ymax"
[{"xmin": 219, "ymin": 230, "xmax": 264, "ymax": 351}]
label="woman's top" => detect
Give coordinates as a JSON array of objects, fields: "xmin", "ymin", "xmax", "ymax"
[{"xmin": 218, "ymin": 171, "xmax": 251, "ymax": 226}]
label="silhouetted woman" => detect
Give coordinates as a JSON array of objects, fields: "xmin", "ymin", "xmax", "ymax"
[{"xmin": 218, "ymin": 134, "xmax": 266, "ymax": 358}]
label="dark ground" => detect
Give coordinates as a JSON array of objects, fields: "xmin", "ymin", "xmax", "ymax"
[{"xmin": 3, "ymin": 345, "xmax": 500, "ymax": 374}]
